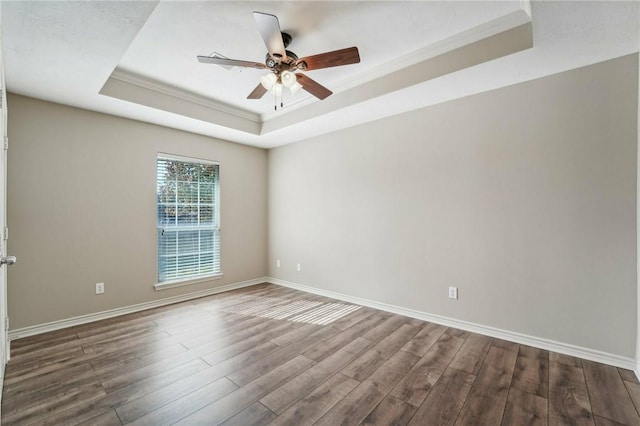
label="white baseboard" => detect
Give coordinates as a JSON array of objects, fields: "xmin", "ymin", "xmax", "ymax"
[
  {"xmin": 268, "ymin": 277, "xmax": 636, "ymax": 371},
  {"xmin": 9, "ymin": 276, "xmax": 636, "ymax": 371},
  {"xmin": 8, "ymin": 277, "xmax": 269, "ymax": 341}
]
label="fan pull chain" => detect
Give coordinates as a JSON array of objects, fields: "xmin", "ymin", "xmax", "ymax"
[{"xmin": 273, "ymin": 89, "xmax": 285, "ymax": 111}]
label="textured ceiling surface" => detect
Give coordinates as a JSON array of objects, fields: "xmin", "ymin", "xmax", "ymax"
[{"xmin": 2, "ymin": 1, "xmax": 639, "ymax": 148}]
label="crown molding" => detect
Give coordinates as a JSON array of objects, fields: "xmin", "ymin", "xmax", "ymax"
[
  {"xmin": 100, "ymin": 68, "xmax": 262, "ymax": 135},
  {"xmin": 109, "ymin": 68, "xmax": 259, "ymax": 122}
]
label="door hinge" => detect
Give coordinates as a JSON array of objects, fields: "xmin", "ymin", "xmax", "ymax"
[
  {"xmin": 5, "ymin": 317, "xmax": 8, "ymax": 332},
  {"xmin": 0, "ymin": 89, "xmax": 4, "ymax": 110},
  {"xmin": 4, "ymin": 227, "xmax": 8, "ymax": 241},
  {"xmin": 3, "ymin": 137, "xmax": 7, "ymax": 151}
]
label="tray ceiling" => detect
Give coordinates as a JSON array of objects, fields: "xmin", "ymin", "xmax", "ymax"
[{"xmin": 2, "ymin": 1, "xmax": 638, "ymax": 148}]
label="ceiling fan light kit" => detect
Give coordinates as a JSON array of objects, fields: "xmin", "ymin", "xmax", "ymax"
[
  {"xmin": 260, "ymin": 73, "xmax": 278, "ymax": 91},
  {"xmin": 280, "ymin": 70, "xmax": 297, "ymax": 88},
  {"xmin": 197, "ymin": 11, "xmax": 361, "ymax": 108}
]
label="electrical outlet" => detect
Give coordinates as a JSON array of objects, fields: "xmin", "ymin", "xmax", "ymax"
[
  {"xmin": 96, "ymin": 282, "xmax": 105, "ymax": 295},
  {"xmin": 276, "ymin": 259, "xmax": 281, "ymax": 268},
  {"xmin": 296, "ymin": 263, "xmax": 301, "ymax": 272},
  {"xmin": 448, "ymin": 286, "xmax": 458, "ymax": 300}
]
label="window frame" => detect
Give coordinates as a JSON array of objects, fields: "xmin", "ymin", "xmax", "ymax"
[{"xmin": 154, "ymin": 153, "xmax": 223, "ymax": 291}]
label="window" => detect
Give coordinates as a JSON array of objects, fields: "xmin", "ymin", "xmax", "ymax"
[{"xmin": 156, "ymin": 155, "xmax": 221, "ymax": 288}]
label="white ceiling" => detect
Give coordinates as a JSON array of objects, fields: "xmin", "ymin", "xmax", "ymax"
[{"xmin": 2, "ymin": 1, "xmax": 639, "ymax": 149}]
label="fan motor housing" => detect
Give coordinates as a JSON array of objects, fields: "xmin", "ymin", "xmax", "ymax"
[{"xmin": 265, "ymin": 50, "xmax": 298, "ymax": 69}]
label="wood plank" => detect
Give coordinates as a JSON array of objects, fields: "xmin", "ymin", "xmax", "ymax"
[
  {"xmin": 368, "ymin": 349, "xmax": 422, "ymax": 389},
  {"xmin": 200, "ymin": 335, "xmax": 283, "ymax": 367},
  {"xmin": 401, "ymin": 322, "xmax": 447, "ymax": 356},
  {"xmin": 594, "ymin": 416, "xmax": 628, "ymax": 426},
  {"xmin": 364, "ymin": 323, "xmax": 419, "ymax": 358},
  {"xmin": 408, "ymin": 367, "xmax": 475, "ymax": 426},
  {"xmin": 270, "ymin": 322, "xmax": 323, "ymax": 347},
  {"xmin": 81, "ymin": 330, "xmax": 174, "ymax": 355},
  {"xmin": 172, "ymin": 355, "xmax": 316, "ymax": 425},
  {"xmin": 9, "ymin": 333, "xmax": 81, "ymax": 358},
  {"xmin": 226, "ymin": 326, "xmax": 340, "ymax": 387},
  {"xmin": 549, "ymin": 360, "xmax": 595, "ymax": 426},
  {"xmin": 618, "ymin": 368, "xmax": 640, "ymax": 384},
  {"xmin": 101, "ymin": 354, "xmax": 211, "ymax": 394},
  {"xmin": 36, "ymin": 354, "xmax": 219, "ymax": 426},
  {"xmin": 126, "ymin": 377, "xmax": 238, "ymax": 425},
  {"xmin": 180, "ymin": 315, "xmax": 294, "ymax": 351},
  {"xmin": 623, "ymin": 380, "xmax": 640, "ymax": 417},
  {"xmin": 159, "ymin": 312, "xmax": 234, "ymax": 336},
  {"xmin": 448, "ymin": 333, "xmax": 492, "ymax": 375},
  {"xmin": 491, "ymin": 339, "xmax": 519, "ymax": 352},
  {"xmin": 454, "ymin": 346, "xmax": 517, "ymax": 425},
  {"xmin": 406, "ymin": 317, "xmax": 426, "ymax": 327},
  {"xmin": 302, "ymin": 313, "xmax": 383, "ymax": 362},
  {"xmin": 150, "ymin": 310, "xmax": 218, "ymax": 329},
  {"xmin": 313, "ymin": 380, "xmax": 388, "ymax": 426},
  {"xmin": 76, "ymin": 312, "xmax": 157, "ymax": 336},
  {"xmin": 220, "ymin": 402, "xmax": 276, "ymax": 426},
  {"xmin": 510, "ymin": 345, "xmax": 549, "ymax": 398},
  {"xmin": 9, "ymin": 326, "xmax": 81, "ymax": 350},
  {"xmin": 4, "ymin": 345, "xmax": 86, "ymax": 379},
  {"xmin": 76, "ymin": 320, "xmax": 160, "ymax": 346},
  {"xmin": 501, "ymin": 388, "xmax": 547, "ymax": 426},
  {"xmin": 114, "ymin": 342, "xmax": 278, "ymax": 423},
  {"xmin": 192, "ymin": 321, "xmax": 300, "ymax": 366},
  {"xmin": 341, "ymin": 323, "xmax": 419, "ymax": 381},
  {"xmin": 582, "ymin": 360, "xmax": 640, "ymax": 425},
  {"xmin": 361, "ymin": 395, "xmax": 416, "ymax": 426},
  {"xmin": 260, "ymin": 337, "xmax": 372, "ymax": 414},
  {"xmin": 314, "ymin": 350, "xmax": 421, "ymax": 426},
  {"xmin": 77, "ymin": 410, "xmax": 122, "ymax": 426},
  {"xmin": 168, "ymin": 315, "xmax": 265, "ymax": 345},
  {"xmin": 2, "ymin": 360, "xmax": 95, "ymax": 400},
  {"xmin": 269, "ymin": 372, "xmax": 359, "ymax": 425},
  {"xmin": 391, "ymin": 332, "xmax": 465, "ymax": 407},
  {"xmin": 330, "ymin": 307, "xmax": 376, "ymax": 330},
  {"xmin": 2, "ymin": 365, "xmax": 103, "ymax": 415},
  {"xmin": 2, "ymin": 382, "xmax": 106, "ymax": 425},
  {"xmin": 550, "ymin": 352, "xmax": 583, "ymax": 367},
  {"xmin": 340, "ymin": 347, "xmax": 386, "ymax": 382},
  {"xmin": 361, "ymin": 315, "xmax": 408, "ymax": 343},
  {"xmin": 88, "ymin": 343, "xmax": 187, "ymax": 374},
  {"xmin": 444, "ymin": 327, "xmax": 469, "ymax": 339}
]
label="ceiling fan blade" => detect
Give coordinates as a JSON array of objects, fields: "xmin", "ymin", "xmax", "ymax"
[
  {"xmin": 247, "ymin": 83, "xmax": 268, "ymax": 99},
  {"xmin": 296, "ymin": 47, "xmax": 360, "ymax": 71},
  {"xmin": 253, "ymin": 12, "xmax": 287, "ymax": 61},
  {"xmin": 197, "ymin": 56, "xmax": 266, "ymax": 69},
  {"xmin": 296, "ymin": 73, "xmax": 332, "ymax": 100}
]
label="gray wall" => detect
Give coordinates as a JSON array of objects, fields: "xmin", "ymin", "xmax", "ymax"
[
  {"xmin": 268, "ymin": 54, "xmax": 638, "ymax": 358},
  {"xmin": 7, "ymin": 94, "xmax": 268, "ymax": 329}
]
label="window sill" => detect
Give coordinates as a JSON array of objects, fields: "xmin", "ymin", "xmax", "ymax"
[{"xmin": 154, "ymin": 273, "xmax": 224, "ymax": 291}]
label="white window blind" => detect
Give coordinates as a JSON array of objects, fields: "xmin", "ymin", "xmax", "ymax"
[{"xmin": 157, "ymin": 155, "xmax": 220, "ymax": 284}]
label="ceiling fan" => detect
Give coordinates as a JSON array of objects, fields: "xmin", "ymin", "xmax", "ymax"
[{"xmin": 197, "ymin": 11, "xmax": 361, "ymax": 103}]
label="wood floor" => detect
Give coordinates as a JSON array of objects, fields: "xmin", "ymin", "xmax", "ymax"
[{"xmin": 2, "ymin": 283, "xmax": 639, "ymax": 426}]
